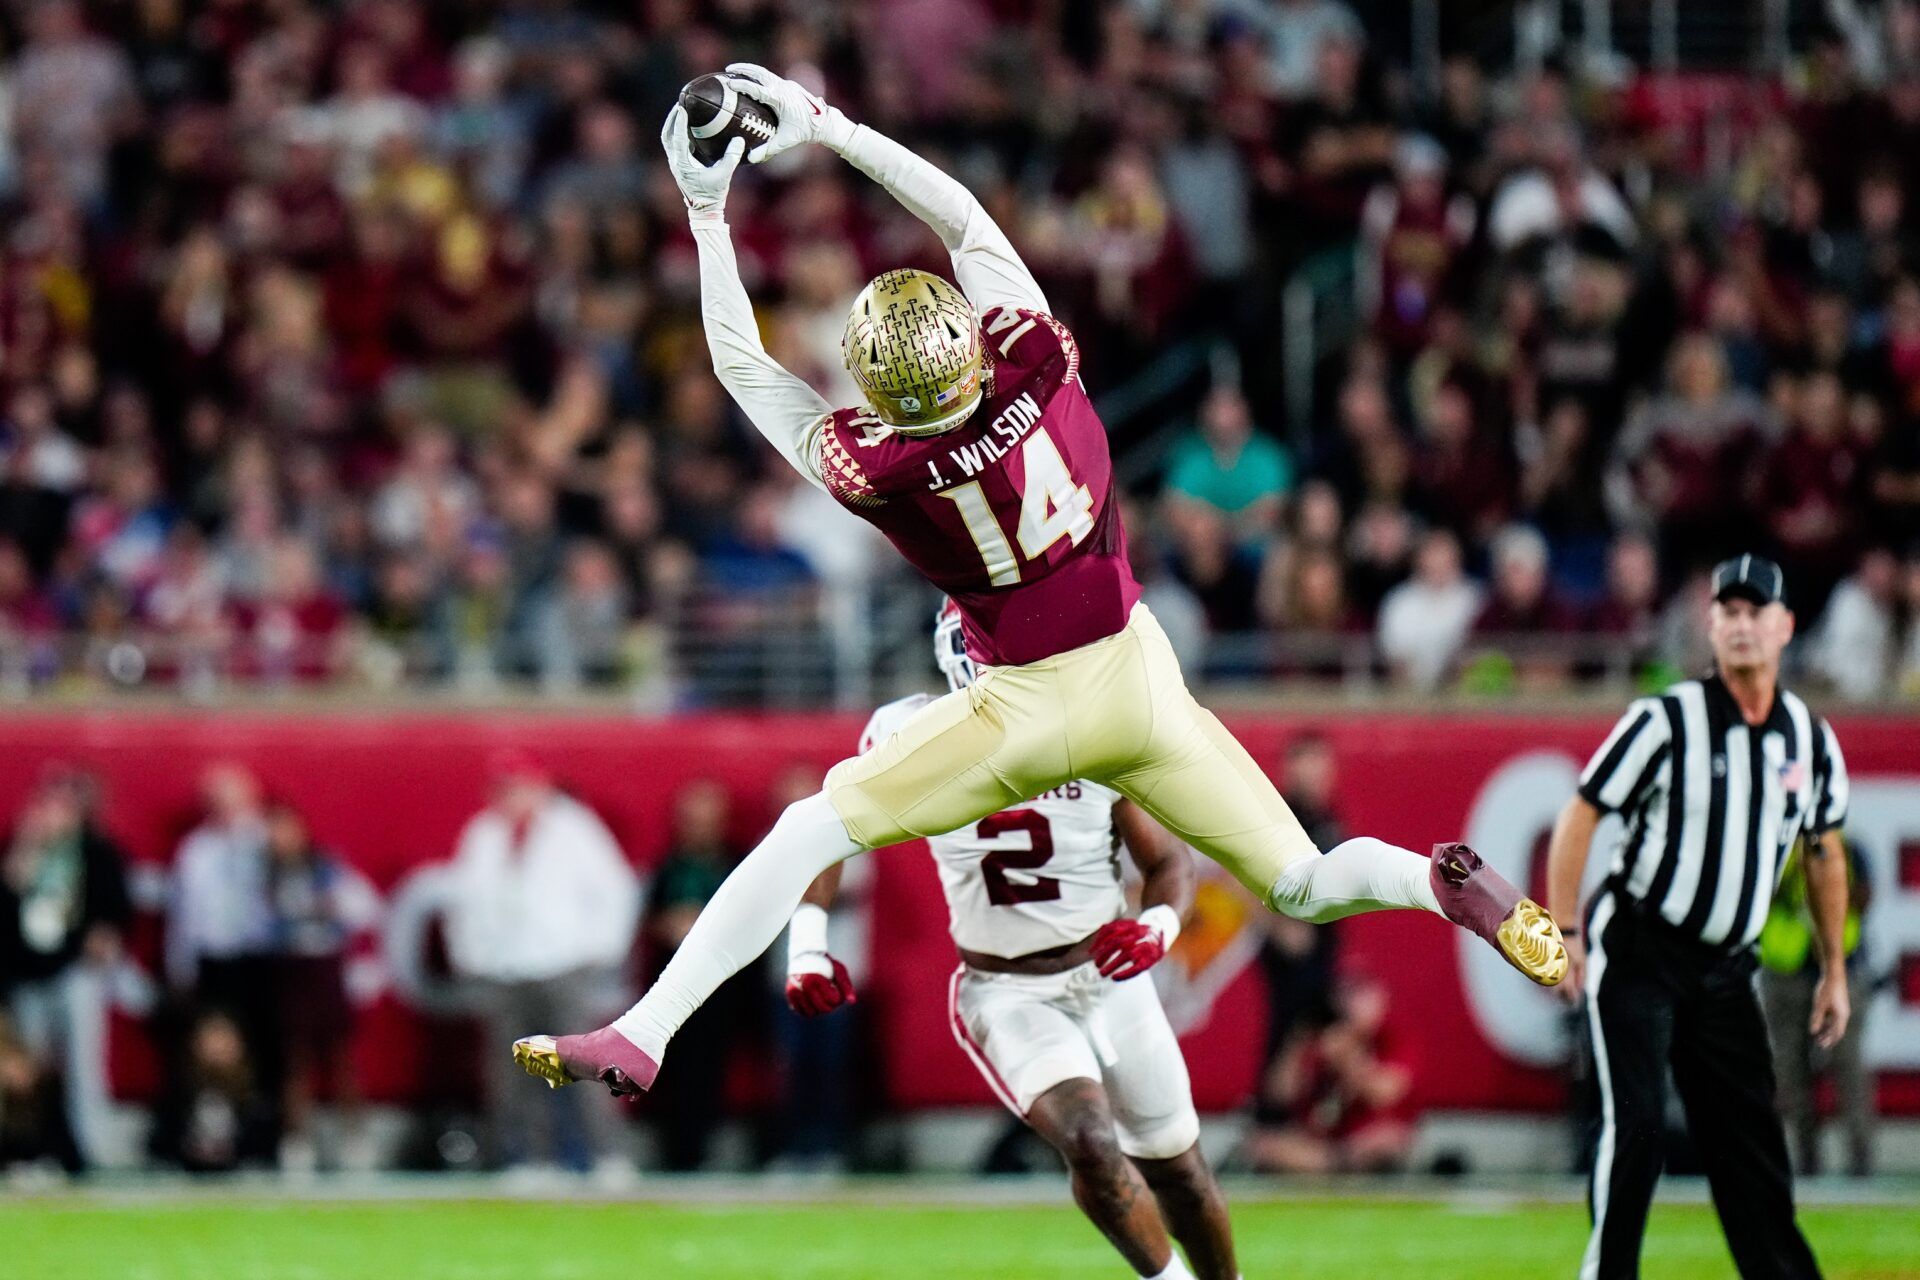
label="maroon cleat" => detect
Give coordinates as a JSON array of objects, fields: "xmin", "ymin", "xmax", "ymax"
[
  {"xmin": 1429, "ymin": 842, "xmax": 1568, "ymax": 986},
  {"xmin": 512, "ymin": 1027, "xmax": 660, "ymax": 1096}
]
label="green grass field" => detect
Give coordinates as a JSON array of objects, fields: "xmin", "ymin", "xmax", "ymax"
[{"xmin": 8, "ymin": 1191, "xmax": 1920, "ymax": 1280}]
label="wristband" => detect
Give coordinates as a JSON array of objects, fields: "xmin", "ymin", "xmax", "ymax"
[
  {"xmin": 1139, "ymin": 904, "xmax": 1182, "ymax": 949},
  {"xmin": 787, "ymin": 903, "xmax": 830, "ymax": 966},
  {"xmin": 1560, "ymin": 927, "xmax": 1580, "ymax": 940}
]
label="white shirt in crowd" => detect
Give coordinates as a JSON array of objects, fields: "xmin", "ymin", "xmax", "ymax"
[
  {"xmin": 1815, "ymin": 575, "xmax": 1895, "ymax": 700},
  {"xmin": 2, "ymin": 430, "xmax": 86, "ymax": 493},
  {"xmin": 166, "ymin": 816, "xmax": 274, "ymax": 989},
  {"xmin": 444, "ymin": 792, "xmax": 642, "ymax": 983},
  {"xmin": 1487, "ymin": 169, "xmax": 1639, "ymax": 252},
  {"xmin": 1210, "ymin": 0, "xmax": 1363, "ymax": 98},
  {"xmin": 773, "ymin": 479, "xmax": 887, "ymax": 590},
  {"xmin": 1377, "ymin": 575, "xmax": 1483, "ymax": 691}
]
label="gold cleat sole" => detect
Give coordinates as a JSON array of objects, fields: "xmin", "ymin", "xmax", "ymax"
[
  {"xmin": 513, "ymin": 1035, "xmax": 573, "ymax": 1089},
  {"xmin": 1498, "ymin": 900, "xmax": 1569, "ymax": 986}
]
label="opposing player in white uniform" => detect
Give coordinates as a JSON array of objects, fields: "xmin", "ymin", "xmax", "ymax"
[{"xmin": 785, "ymin": 603, "xmax": 1239, "ymax": 1280}]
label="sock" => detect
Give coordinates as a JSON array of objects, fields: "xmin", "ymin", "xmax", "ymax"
[
  {"xmin": 613, "ymin": 791, "xmax": 863, "ymax": 1058},
  {"xmin": 1143, "ymin": 1254, "xmax": 1195, "ymax": 1280},
  {"xmin": 1267, "ymin": 835, "xmax": 1442, "ymax": 923}
]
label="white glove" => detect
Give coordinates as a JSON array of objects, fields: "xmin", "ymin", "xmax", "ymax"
[
  {"xmin": 723, "ymin": 62, "xmax": 858, "ymax": 162},
  {"xmin": 660, "ymin": 103, "xmax": 745, "ymax": 227}
]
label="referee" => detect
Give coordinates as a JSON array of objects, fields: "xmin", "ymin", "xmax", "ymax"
[{"xmin": 1546, "ymin": 554, "xmax": 1852, "ymax": 1280}]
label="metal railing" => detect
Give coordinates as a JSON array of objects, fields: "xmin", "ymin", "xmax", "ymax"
[
  {"xmin": 1282, "ymin": 243, "xmax": 1362, "ymax": 452},
  {"xmin": 1433, "ymin": 0, "xmax": 1813, "ymax": 81},
  {"xmin": 1, "ymin": 586, "xmax": 1907, "ymax": 709},
  {"xmin": 0, "ymin": 579, "xmax": 945, "ymax": 711}
]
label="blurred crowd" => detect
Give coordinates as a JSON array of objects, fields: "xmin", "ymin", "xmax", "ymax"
[
  {"xmin": 0, "ymin": 760, "xmax": 386, "ymax": 1172},
  {"xmin": 0, "ymin": 734, "xmax": 1878, "ymax": 1179},
  {"xmin": 1, "ymin": 0, "xmax": 1919, "ymax": 699},
  {"xmin": 0, "ymin": 752, "xmax": 862, "ymax": 1177}
]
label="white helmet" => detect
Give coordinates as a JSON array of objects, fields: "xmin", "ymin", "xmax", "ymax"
[{"xmin": 933, "ymin": 599, "xmax": 977, "ymax": 692}]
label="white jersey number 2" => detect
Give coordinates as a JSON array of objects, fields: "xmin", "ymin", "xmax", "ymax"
[{"xmin": 941, "ymin": 429, "xmax": 1093, "ymax": 587}]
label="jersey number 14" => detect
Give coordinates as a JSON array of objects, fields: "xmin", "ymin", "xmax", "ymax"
[{"xmin": 940, "ymin": 429, "xmax": 1094, "ymax": 586}]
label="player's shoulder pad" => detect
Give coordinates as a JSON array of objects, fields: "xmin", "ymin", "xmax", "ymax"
[
  {"xmin": 980, "ymin": 306, "xmax": 1079, "ymax": 385},
  {"xmin": 859, "ymin": 691, "xmax": 937, "ymax": 755},
  {"xmin": 819, "ymin": 408, "xmax": 893, "ymax": 508}
]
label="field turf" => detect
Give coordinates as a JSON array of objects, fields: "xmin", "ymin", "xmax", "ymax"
[{"xmin": 8, "ymin": 1189, "xmax": 1919, "ymax": 1279}]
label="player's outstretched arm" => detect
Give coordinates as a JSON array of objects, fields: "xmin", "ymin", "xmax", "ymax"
[
  {"xmin": 724, "ymin": 64, "xmax": 1048, "ymax": 317},
  {"xmin": 786, "ymin": 861, "xmax": 855, "ymax": 1017},
  {"xmin": 1545, "ymin": 795, "xmax": 1599, "ymax": 1001},
  {"xmin": 1091, "ymin": 800, "xmax": 1192, "ymax": 981},
  {"xmin": 660, "ymin": 104, "xmax": 832, "ymax": 489},
  {"xmin": 799, "ymin": 862, "xmax": 844, "ymax": 911},
  {"xmin": 1117, "ymin": 800, "xmax": 1196, "ymax": 925},
  {"xmin": 1803, "ymin": 830, "xmax": 1852, "ymax": 1048}
]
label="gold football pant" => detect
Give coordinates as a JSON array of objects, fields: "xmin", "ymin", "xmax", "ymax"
[
  {"xmin": 825, "ymin": 603, "xmax": 1318, "ymax": 898},
  {"xmin": 609, "ymin": 604, "xmax": 1442, "ymax": 1064}
]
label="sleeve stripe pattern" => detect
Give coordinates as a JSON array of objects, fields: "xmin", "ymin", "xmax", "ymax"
[
  {"xmin": 1597, "ymin": 679, "xmax": 1851, "ymax": 951},
  {"xmin": 1641, "ymin": 692, "xmax": 1692, "ymax": 915},
  {"xmin": 1614, "ymin": 741, "xmax": 1671, "ymax": 887},
  {"xmin": 1812, "ymin": 719, "xmax": 1850, "ymax": 834},
  {"xmin": 1579, "ymin": 704, "xmax": 1667, "ymax": 814},
  {"xmin": 819, "ymin": 421, "xmax": 885, "ymax": 508},
  {"xmin": 1037, "ymin": 313, "xmax": 1080, "ymax": 383}
]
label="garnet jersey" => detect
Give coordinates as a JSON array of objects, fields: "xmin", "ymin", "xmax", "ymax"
[
  {"xmin": 816, "ymin": 309, "xmax": 1141, "ymax": 666},
  {"xmin": 862, "ymin": 694, "xmax": 1127, "ymax": 959}
]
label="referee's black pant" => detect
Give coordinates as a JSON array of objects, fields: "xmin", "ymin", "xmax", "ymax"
[{"xmin": 1582, "ymin": 884, "xmax": 1821, "ymax": 1280}]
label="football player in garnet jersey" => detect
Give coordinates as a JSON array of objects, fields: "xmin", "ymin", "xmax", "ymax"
[
  {"xmin": 515, "ymin": 63, "xmax": 1564, "ymax": 1101},
  {"xmin": 786, "ymin": 602, "xmax": 1238, "ymax": 1280}
]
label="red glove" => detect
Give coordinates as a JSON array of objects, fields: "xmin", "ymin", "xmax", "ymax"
[
  {"xmin": 1090, "ymin": 906, "xmax": 1180, "ymax": 981},
  {"xmin": 785, "ymin": 956, "xmax": 857, "ymax": 1017}
]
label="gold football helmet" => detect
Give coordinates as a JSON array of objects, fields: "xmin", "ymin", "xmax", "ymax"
[{"xmin": 842, "ymin": 269, "xmax": 984, "ymax": 435}]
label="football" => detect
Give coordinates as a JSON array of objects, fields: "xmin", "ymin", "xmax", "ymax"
[{"xmin": 678, "ymin": 72, "xmax": 778, "ymax": 165}]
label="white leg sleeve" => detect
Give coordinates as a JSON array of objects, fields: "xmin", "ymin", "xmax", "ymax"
[
  {"xmin": 612, "ymin": 791, "xmax": 862, "ymax": 1058},
  {"xmin": 1267, "ymin": 836, "xmax": 1442, "ymax": 923}
]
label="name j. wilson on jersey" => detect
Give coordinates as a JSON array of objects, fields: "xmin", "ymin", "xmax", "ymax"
[{"xmin": 924, "ymin": 391, "xmax": 1044, "ymax": 490}]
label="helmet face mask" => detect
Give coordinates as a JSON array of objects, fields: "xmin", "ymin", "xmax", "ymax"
[
  {"xmin": 933, "ymin": 600, "xmax": 977, "ymax": 692},
  {"xmin": 843, "ymin": 269, "xmax": 985, "ymax": 436}
]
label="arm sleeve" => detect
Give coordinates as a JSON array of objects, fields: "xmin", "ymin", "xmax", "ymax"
[
  {"xmin": 1578, "ymin": 698, "xmax": 1672, "ymax": 814},
  {"xmin": 1809, "ymin": 719, "xmax": 1850, "ymax": 834},
  {"xmin": 693, "ymin": 223, "xmax": 832, "ymax": 488},
  {"xmin": 832, "ymin": 125, "xmax": 1048, "ymax": 315}
]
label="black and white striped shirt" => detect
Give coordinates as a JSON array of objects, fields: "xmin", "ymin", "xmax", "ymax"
[{"xmin": 1577, "ymin": 675, "xmax": 1849, "ymax": 950}]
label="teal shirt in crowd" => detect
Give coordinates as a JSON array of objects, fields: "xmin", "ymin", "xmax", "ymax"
[{"xmin": 1164, "ymin": 432, "xmax": 1294, "ymax": 514}]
